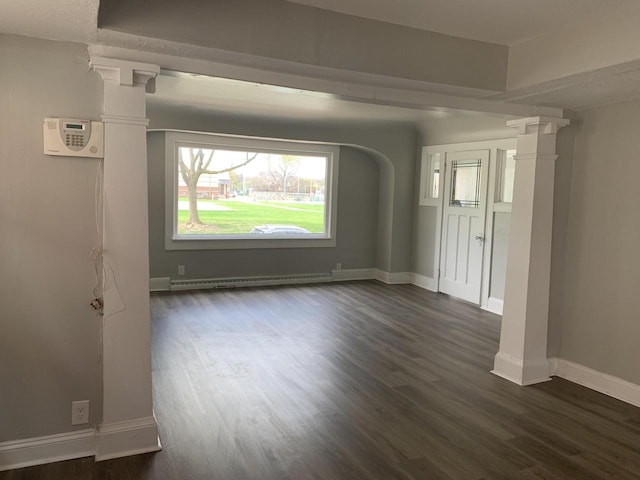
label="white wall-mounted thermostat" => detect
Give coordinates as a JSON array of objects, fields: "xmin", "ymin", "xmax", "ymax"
[{"xmin": 43, "ymin": 118, "xmax": 104, "ymax": 158}]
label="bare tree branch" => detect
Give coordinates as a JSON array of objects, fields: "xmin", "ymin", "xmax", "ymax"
[
  {"xmin": 202, "ymin": 149, "xmax": 214, "ymax": 171},
  {"xmin": 201, "ymin": 152, "xmax": 258, "ymax": 175}
]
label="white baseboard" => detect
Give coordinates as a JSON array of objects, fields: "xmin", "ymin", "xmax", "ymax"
[
  {"xmin": 0, "ymin": 415, "xmax": 161, "ymax": 472},
  {"xmin": 550, "ymin": 358, "xmax": 640, "ymax": 409},
  {"xmin": 492, "ymin": 352, "xmax": 552, "ymax": 386},
  {"xmin": 149, "ymin": 277, "xmax": 171, "ymax": 292},
  {"xmin": 375, "ymin": 270, "xmax": 412, "ymax": 284},
  {"xmin": 96, "ymin": 415, "xmax": 161, "ymax": 462},
  {"xmin": 0, "ymin": 429, "xmax": 95, "ymax": 472},
  {"xmin": 331, "ymin": 268, "xmax": 377, "ymax": 281},
  {"xmin": 410, "ymin": 273, "xmax": 437, "ymax": 292},
  {"xmin": 484, "ymin": 297, "xmax": 504, "ymax": 315},
  {"xmin": 493, "ymin": 355, "xmax": 640, "ymax": 409},
  {"xmin": 375, "ymin": 270, "xmax": 389, "ymax": 283}
]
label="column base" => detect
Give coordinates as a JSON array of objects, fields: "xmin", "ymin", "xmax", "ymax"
[
  {"xmin": 95, "ymin": 415, "xmax": 161, "ymax": 462},
  {"xmin": 492, "ymin": 351, "xmax": 552, "ymax": 386}
]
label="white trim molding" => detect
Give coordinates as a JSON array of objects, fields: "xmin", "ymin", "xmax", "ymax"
[
  {"xmin": 150, "ymin": 277, "xmax": 171, "ymax": 292},
  {"xmin": 0, "ymin": 415, "xmax": 162, "ymax": 471},
  {"xmin": 484, "ymin": 297, "xmax": 504, "ymax": 315},
  {"xmin": 100, "ymin": 115, "xmax": 150, "ymax": 127},
  {"xmin": 375, "ymin": 270, "xmax": 412, "ymax": 284},
  {"xmin": 410, "ymin": 273, "xmax": 437, "ymax": 292},
  {"xmin": 492, "ymin": 352, "xmax": 552, "ymax": 386},
  {"xmin": 0, "ymin": 429, "xmax": 95, "ymax": 472},
  {"xmin": 90, "ymin": 57, "xmax": 159, "ymax": 92},
  {"xmin": 550, "ymin": 359, "xmax": 640, "ymax": 409},
  {"xmin": 96, "ymin": 416, "xmax": 161, "ymax": 462},
  {"xmin": 331, "ymin": 269, "xmax": 377, "ymax": 282},
  {"xmin": 88, "ymin": 43, "xmax": 564, "ymax": 119}
]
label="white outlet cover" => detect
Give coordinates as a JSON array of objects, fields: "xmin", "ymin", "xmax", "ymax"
[{"xmin": 71, "ymin": 400, "xmax": 90, "ymax": 425}]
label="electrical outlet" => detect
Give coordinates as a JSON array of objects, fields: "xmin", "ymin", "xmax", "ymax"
[
  {"xmin": 71, "ymin": 400, "xmax": 90, "ymax": 425},
  {"xmin": 336, "ymin": 263, "xmax": 342, "ymax": 271},
  {"xmin": 178, "ymin": 265, "xmax": 185, "ymax": 276}
]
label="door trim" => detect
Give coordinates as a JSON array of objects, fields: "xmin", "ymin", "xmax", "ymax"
[{"xmin": 421, "ymin": 138, "xmax": 517, "ymax": 308}]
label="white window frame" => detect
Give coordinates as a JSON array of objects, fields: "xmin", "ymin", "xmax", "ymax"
[
  {"xmin": 163, "ymin": 130, "xmax": 339, "ymax": 250},
  {"xmin": 493, "ymin": 148, "xmax": 517, "ymax": 212},
  {"xmin": 418, "ymin": 151, "xmax": 444, "ymax": 206}
]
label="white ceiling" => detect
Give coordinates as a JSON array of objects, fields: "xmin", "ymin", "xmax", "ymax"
[
  {"xmin": 286, "ymin": 0, "xmax": 629, "ymax": 45},
  {"xmin": 0, "ymin": 0, "xmax": 98, "ymax": 43}
]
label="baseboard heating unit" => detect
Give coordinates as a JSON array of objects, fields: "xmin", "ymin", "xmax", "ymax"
[{"xmin": 170, "ymin": 273, "xmax": 334, "ymax": 291}]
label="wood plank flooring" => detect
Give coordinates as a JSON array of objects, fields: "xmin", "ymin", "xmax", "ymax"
[{"xmin": 4, "ymin": 281, "xmax": 640, "ymax": 479}]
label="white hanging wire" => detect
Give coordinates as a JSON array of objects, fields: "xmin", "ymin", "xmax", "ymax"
[
  {"xmin": 89, "ymin": 158, "xmax": 127, "ymax": 320},
  {"xmin": 90, "ymin": 159, "xmax": 104, "ymax": 303}
]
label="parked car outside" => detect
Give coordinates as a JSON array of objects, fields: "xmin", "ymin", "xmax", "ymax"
[{"xmin": 249, "ymin": 225, "xmax": 311, "ymax": 235}]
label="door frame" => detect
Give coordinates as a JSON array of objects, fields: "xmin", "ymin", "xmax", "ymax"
[{"xmin": 420, "ymin": 138, "xmax": 517, "ymax": 312}]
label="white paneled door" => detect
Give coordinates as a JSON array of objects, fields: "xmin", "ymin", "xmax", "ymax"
[{"xmin": 439, "ymin": 150, "xmax": 489, "ymax": 304}]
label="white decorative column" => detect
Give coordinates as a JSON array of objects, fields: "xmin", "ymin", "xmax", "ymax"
[
  {"xmin": 91, "ymin": 57, "xmax": 162, "ymax": 460},
  {"xmin": 492, "ymin": 116, "xmax": 569, "ymax": 386}
]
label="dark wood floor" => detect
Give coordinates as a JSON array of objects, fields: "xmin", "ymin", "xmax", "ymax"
[{"xmin": 5, "ymin": 281, "xmax": 640, "ymax": 479}]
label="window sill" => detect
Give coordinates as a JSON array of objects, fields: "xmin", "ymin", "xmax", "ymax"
[{"xmin": 165, "ymin": 235, "xmax": 336, "ymax": 250}]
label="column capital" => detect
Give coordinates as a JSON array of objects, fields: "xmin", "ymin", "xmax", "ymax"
[
  {"xmin": 90, "ymin": 56, "xmax": 160, "ymax": 93},
  {"xmin": 507, "ymin": 116, "xmax": 570, "ymax": 136}
]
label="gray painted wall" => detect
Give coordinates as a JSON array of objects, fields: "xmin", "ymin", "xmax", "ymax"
[
  {"xmin": 148, "ymin": 131, "xmax": 380, "ymax": 279},
  {"xmin": 489, "ymin": 212, "xmax": 510, "ymax": 300},
  {"xmin": 98, "ymin": 0, "xmax": 508, "ymax": 92},
  {"xmin": 557, "ymin": 102, "xmax": 640, "ymax": 382},
  {"xmin": 0, "ymin": 35, "xmax": 103, "ymax": 442},
  {"xmin": 147, "ymin": 104, "xmax": 418, "ymax": 274},
  {"xmin": 547, "ymin": 125, "xmax": 576, "ymax": 358},
  {"xmin": 412, "ymin": 206, "xmax": 438, "ymax": 278}
]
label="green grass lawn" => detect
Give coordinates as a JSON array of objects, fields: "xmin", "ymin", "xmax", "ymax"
[{"xmin": 177, "ymin": 199, "xmax": 325, "ymax": 234}]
